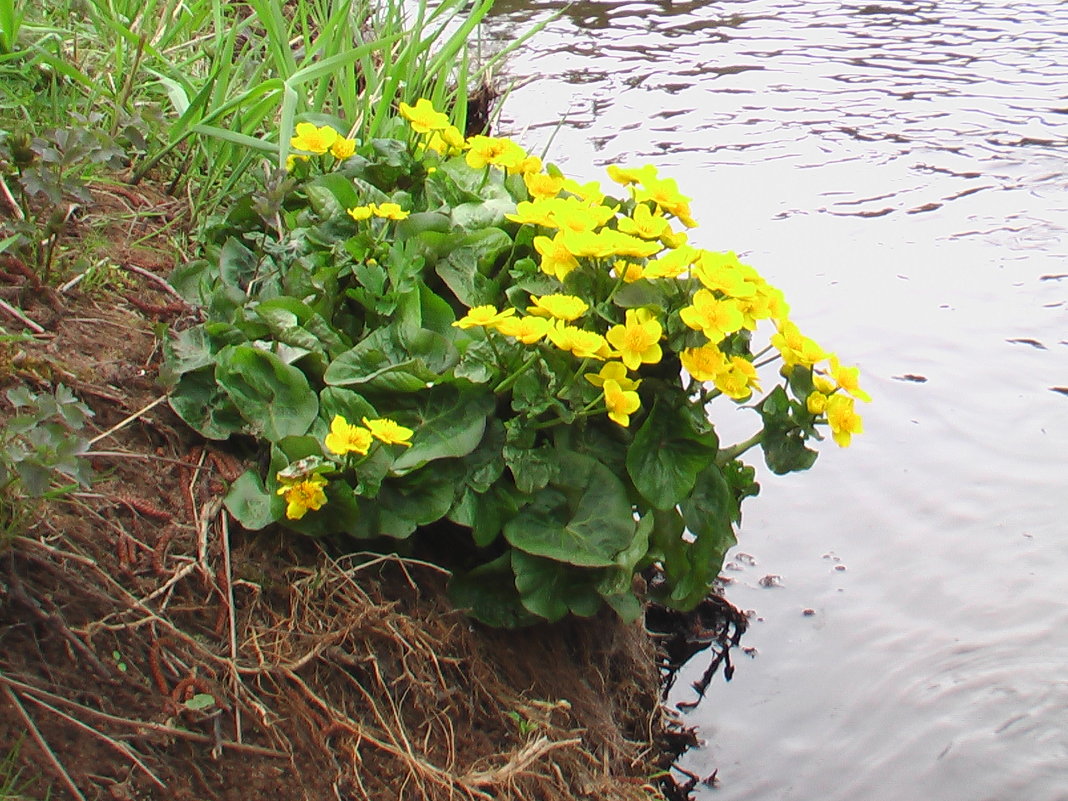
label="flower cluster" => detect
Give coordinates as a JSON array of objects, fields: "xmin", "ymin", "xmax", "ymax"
[
  {"xmin": 286, "ymin": 122, "xmax": 357, "ymax": 170},
  {"xmin": 275, "ymin": 414, "xmax": 413, "ymax": 520},
  {"xmin": 392, "ymin": 99, "xmax": 868, "ymax": 444}
]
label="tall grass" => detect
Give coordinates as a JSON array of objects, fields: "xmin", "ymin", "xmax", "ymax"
[{"xmin": 3, "ymin": 0, "xmax": 543, "ymax": 220}]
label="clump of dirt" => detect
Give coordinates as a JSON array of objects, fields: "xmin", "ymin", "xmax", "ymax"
[{"xmin": 0, "ymin": 186, "xmax": 744, "ymax": 801}]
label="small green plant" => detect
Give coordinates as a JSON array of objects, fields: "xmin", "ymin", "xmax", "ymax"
[
  {"xmin": 0, "ymin": 0, "xmax": 24, "ymax": 57},
  {"xmin": 0, "ymin": 384, "xmax": 95, "ymax": 537},
  {"xmin": 505, "ymin": 708, "xmax": 543, "ymax": 737},
  {"xmin": 0, "ymin": 736, "xmax": 36, "ymax": 801},
  {"xmin": 0, "ymin": 116, "xmax": 127, "ymax": 281},
  {"xmin": 164, "ymin": 102, "xmax": 868, "ymax": 627}
]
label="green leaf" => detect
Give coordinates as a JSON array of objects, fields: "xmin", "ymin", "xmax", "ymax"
[
  {"xmin": 511, "ymin": 551, "xmax": 603, "ymax": 622},
  {"xmin": 670, "ymin": 465, "xmax": 737, "ymax": 608},
  {"xmin": 224, "ymin": 470, "xmax": 281, "ymax": 530},
  {"xmin": 434, "ymin": 228, "xmax": 510, "ymax": 307},
  {"xmin": 758, "ymin": 386, "xmax": 819, "ymax": 475},
  {"xmin": 304, "ymin": 172, "xmax": 362, "ymax": 217},
  {"xmin": 450, "ymin": 196, "xmax": 515, "ymax": 230},
  {"xmin": 375, "ymin": 467, "xmax": 458, "ymax": 539},
  {"xmin": 598, "ymin": 513, "xmax": 654, "ymax": 598},
  {"xmin": 323, "ymin": 330, "xmax": 446, "ymax": 392},
  {"xmin": 168, "ymin": 368, "xmax": 245, "ymax": 440},
  {"xmin": 391, "ymin": 387, "xmax": 494, "ymax": 473},
  {"xmin": 215, "ymin": 345, "xmax": 319, "ymax": 442},
  {"xmin": 601, "ymin": 591, "xmax": 643, "ymax": 623},
  {"xmin": 626, "ymin": 400, "xmax": 719, "ymax": 510},
  {"xmin": 163, "ymin": 326, "xmax": 216, "ymax": 376},
  {"xmin": 503, "ymin": 451, "xmax": 635, "ymax": 567},
  {"xmin": 317, "ymin": 387, "xmax": 378, "ymax": 429},
  {"xmin": 502, "ymin": 441, "xmax": 557, "ymax": 494},
  {"xmin": 183, "ymin": 694, "xmax": 216, "ymax": 711},
  {"xmin": 218, "ymin": 237, "xmax": 258, "ymax": 293},
  {"xmin": 448, "ymin": 553, "xmax": 539, "ymax": 629}
]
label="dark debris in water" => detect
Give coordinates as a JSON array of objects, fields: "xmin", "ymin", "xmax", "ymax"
[
  {"xmin": 1006, "ymin": 337, "xmax": 1047, "ymax": 349},
  {"xmin": 893, "ymin": 373, "xmax": 928, "ymax": 382},
  {"xmin": 645, "ymin": 585, "xmax": 749, "ymax": 801},
  {"xmin": 646, "ymin": 586, "xmax": 749, "ymax": 704}
]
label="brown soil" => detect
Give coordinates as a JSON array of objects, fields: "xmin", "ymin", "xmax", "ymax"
[{"xmin": 0, "ymin": 184, "xmax": 737, "ymax": 801}]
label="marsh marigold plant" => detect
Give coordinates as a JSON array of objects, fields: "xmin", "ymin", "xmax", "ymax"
[{"xmin": 165, "ymin": 101, "xmax": 868, "ymax": 627}]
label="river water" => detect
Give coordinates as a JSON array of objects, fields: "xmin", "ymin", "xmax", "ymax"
[{"xmin": 483, "ymin": 1, "xmax": 1068, "ymax": 798}]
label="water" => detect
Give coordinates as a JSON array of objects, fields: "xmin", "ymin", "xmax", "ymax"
[{"xmin": 484, "ymin": 1, "xmax": 1068, "ymax": 798}]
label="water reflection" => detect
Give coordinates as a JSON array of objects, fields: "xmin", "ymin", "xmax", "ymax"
[{"xmin": 488, "ymin": 0, "xmax": 1068, "ymax": 799}]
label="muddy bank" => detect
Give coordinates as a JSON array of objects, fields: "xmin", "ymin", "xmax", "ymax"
[{"xmin": 0, "ymin": 289, "xmax": 741, "ymax": 800}]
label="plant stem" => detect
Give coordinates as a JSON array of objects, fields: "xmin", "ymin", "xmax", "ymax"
[
  {"xmin": 493, "ymin": 351, "xmax": 538, "ymax": 394},
  {"xmin": 716, "ymin": 430, "xmax": 763, "ymax": 465},
  {"xmin": 753, "ymin": 351, "xmax": 782, "ymax": 370}
]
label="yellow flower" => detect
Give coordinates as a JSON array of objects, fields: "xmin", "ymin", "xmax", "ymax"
[
  {"xmin": 603, "ymin": 379, "xmax": 641, "ymax": 427},
  {"xmin": 742, "ymin": 282, "xmax": 790, "ymax": 326},
  {"xmin": 526, "ymin": 294, "xmax": 589, "ymax": 321},
  {"xmin": 510, "ymin": 155, "xmax": 543, "ymax": 176},
  {"xmin": 693, "ymin": 251, "xmax": 759, "ymax": 299},
  {"xmin": 771, "ymin": 320, "xmax": 828, "ymax": 368},
  {"xmin": 813, "ymin": 374, "xmax": 836, "ymax": 394},
  {"xmin": 324, "ymin": 415, "xmax": 373, "ymax": 456},
  {"xmin": 285, "ymin": 154, "xmax": 310, "ymax": 172},
  {"xmin": 552, "ymin": 198, "xmax": 617, "ymax": 234},
  {"xmin": 465, "ymin": 135, "xmax": 527, "ymax": 170},
  {"xmin": 633, "ymin": 176, "xmax": 694, "ymax": 224},
  {"xmin": 660, "ymin": 228, "xmax": 688, "ymax": 249},
  {"xmin": 290, "ymin": 122, "xmax": 339, "ymax": 155},
  {"xmin": 679, "ymin": 289, "xmax": 746, "ymax": 343},
  {"xmin": 370, "ymin": 202, "xmax": 409, "ymax": 220},
  {"xmin": 606, "ymin": 163, "xmax": 659, "ymax": 186},
  {"xmin": 362, "ymin": 417, "xmax": 414, "ymax": 447},
  {"xmin": 558, "ymin": 229, "xmax": 617, "ymax": 260},
  {"xmin": 598, "ymin": 229, "xmax": 663, "ymax": 259},
  {"xmin": 507, "ymin": 199, "xmax": 559, "ymax": 227},
  {"xmin": 585, "ymin": 360, "xmax": 641, "ymax": 392},
  {"xmin": 547, "ymin": 323, "xmax": 610, "ymax": 360},
  {"xmin": 643, "ymin": 245, "xmax": 699, "ymax": 279},
  {"xmin": 330, "ymin": 136, "xmax": 357, "ymax": 160},
  {"xmin": 806, "ymin": 391, "xmax": 829, "ymax": 415},
  {"xmin": 826, "ymin": 394, "xmax": 863, "ymax": 447},
  {"xmin": 496, "ymin": 315, "xmax": 551, "ymax": 344},
  {"xmin": 561, "ymin": 178, "xmax": 606, "ymax": 204},
  {"xmin": 276, "ymin": 474, "xmax": 328, "ymax": 520},
  {"xmin": 714, "ymin": 356, "xmax": 761, "ymax": 401},
  {"xmin": 617, "ymin": 204, "xmax": 670, "ymax": 240},
  {"xmin": 680, "ymin": 344, "xmax": 726, "ymax": 382},
  {"xmin": 524, "ymin": 172, "xmax": 565, "ymax": 200},
  {"xmin": 453, "ymin": 305, "xmax": 517, "ymax": 330},
  {"xmin": 829, "ymin": 356, "xmax": 871, "ymax": 402},
  {"xmin": 347, "ymin": 205, "xmax": 373, "ymax": 221},
  {"xmin": 613, "ymin": 260, "xmax": 645, "ymax": 283},
  {"xmin": 423, "ymin": 125, "xmax": 466, "ymax": 155},
  {"xmin": 605, "ymin": 309, "xmax": 663, "ymax": 370},
  {"xmin": 533, "ymin": 234, "xmax": 581, "ymax": 281},
  {"xmin": 399, "ymin": 98, "xmax": 450, "ymax": 134}
]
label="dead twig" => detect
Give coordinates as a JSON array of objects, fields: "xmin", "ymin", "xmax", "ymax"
[
  {"xmin": 0, "ymin": 297, "xmax": 45, "ymax": 334},
  {"xmin": 4, "ymin": 559, "xmax": 113, "ymax": 680},
  {"xmin": 88, "ymin": 394, "xmax": 169, "ymax": 446},
  {"xmin": 1, "ymin": 684, "xmax": 88, "ymax": 801},
  {"xmin": 219, "ymin": 511, "xmax": 243, "ymax": 743},
  {"xmin": 113, "ymin": 261, "xmax": 190, "ymax": 305},
  {"xmin": 464, "ymin": 736, "xmax": 583, "ymax": 788},
  {"xmin": 0, "ymin": 672, "xmax": 287, "ymax": 759},
  {"xmin": 21, "ymin": 693, "xmax": 167, "ymax": 790}
]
